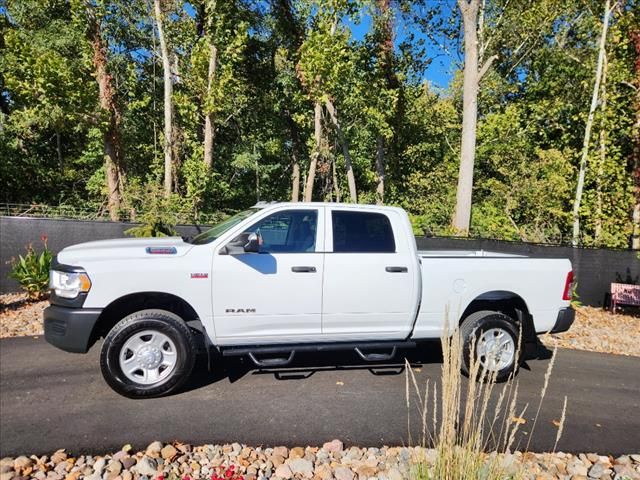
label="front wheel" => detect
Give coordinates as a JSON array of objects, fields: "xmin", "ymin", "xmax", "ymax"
[
  {"xmin": 100, "ymin": 309, "xmax": 196, "ymax": 398},
  {"xmin": 460, "ymin": 310, "xmax": 521, "ymax": 382}
]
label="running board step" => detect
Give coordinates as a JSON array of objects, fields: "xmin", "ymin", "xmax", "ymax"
[
  {"xmin": 355, "ymin": 346, "xmax": 397, "ymax": 362},
  {"xmin": 221, "ymin": 340, "xmax": 416, "ymax": 365},
  {"xmin": 248, "ymin": 351, "xmax": 295, "ymax": 367}
]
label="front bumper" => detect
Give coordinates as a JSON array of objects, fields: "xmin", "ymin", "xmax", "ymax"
[
  {"xmin": 44, "ymin": 305, "xmax": 102, "ymax": 353},
  {"xmin": 549, "ymin": 307, "xmax": 575, "ymax": 334}
]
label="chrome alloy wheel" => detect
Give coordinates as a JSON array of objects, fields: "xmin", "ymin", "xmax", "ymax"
[
  {"xmin": 476, "ymin": 328, "xmax": 516, "ymax": 372},
  {"xmin": 118, "ymin": 330, "xmax": 178, "ymax": 385}
]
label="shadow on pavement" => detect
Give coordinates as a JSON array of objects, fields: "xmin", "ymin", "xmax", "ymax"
[{"xmin": 179, "ymin": 339, "xmax": 555, "ymax": 395}]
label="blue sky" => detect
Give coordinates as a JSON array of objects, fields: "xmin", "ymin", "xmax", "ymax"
[
  {"xmin": 184, "ymin": 1, "xmax": 459, "ymax": 89},
  {"xmin": 347, "ymin": 11, "xmax": 458, "ymax": 89}
]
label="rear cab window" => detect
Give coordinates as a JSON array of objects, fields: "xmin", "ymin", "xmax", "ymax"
[{"xmin": 331, "ymin": 210, "xmax": 395, "ymax": 253}]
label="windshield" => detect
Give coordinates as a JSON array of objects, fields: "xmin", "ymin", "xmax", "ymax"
[{"xmin": 189, "ymin": 209, "xmax": 259, "ymax": 245}]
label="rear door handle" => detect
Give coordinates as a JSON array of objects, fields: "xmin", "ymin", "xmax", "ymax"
[
  {"xmin": 386, "ymin": 266, "xmax": 408, "ymax": 273},
  {"xmin": 292, "ymin": 266, "xmax": 317, "ymax": 273}
]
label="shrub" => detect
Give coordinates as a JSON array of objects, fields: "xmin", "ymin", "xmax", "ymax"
[
  {"xmin": 9, "ymin": 236, "xmax": 53, "ymax": 299},
  {"xmin": 408, "ymin": 322, "xmax": 566, "ymax": 480}
]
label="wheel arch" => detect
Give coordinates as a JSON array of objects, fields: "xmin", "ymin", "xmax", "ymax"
[
  {"xmin": 93, "ymin": 292, "xmax": 201, "ymax": 341},
  {"xmin": 459, "ymin": 290, "xmax": 535, "ymax": 342}
]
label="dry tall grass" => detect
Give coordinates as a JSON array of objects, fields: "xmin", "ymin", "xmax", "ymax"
[{"xmin": 409, "ymin": 324, "xmax": 567, "ymax": 480}]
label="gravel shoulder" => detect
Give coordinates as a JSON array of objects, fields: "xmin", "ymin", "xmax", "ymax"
[
  {"xmin": 1, "ymin": 441, "xmax": 639, "ymax": 480},
  {"xmin": 2, "ymin": 293, "xmax": 638, "ymax": 356}
]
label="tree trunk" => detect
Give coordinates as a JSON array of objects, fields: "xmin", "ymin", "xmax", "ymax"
[
  {"xmin": 203, "ymin": 43, "xmax": 217, "ymax": 170},
  {"xmin": 375, "ymin": 136, "xmax": 385, "ymax": 204},
  {"xmin": 374, "ymin": 0, "xmax": 395, "ymax": 205},
  {"xmin": 452, "ymin": 0, "xmax": 497, "ymax": 234},
  {"xmin": 291, "ymin": 158, "xmax": 300, "ymax": 202},
  {"xmin": 325, "ymin": 99, "xmax": 357, "ymax": 203},
  {"xmin": 289, "ymin": 118, "xmax": 302, "ymax": 202},
  {"xmin": 153, "ymin": 0, "xmax": 174, "ymax": 197},
  {"xmin": 595, "ymin": 54, "xmax": 608, "ymax": 245},
  {"xmin": 631, "ymin": 29, "xmax": 640, "ymax": 250},
  {"xmin": 87, "ymin": 6, "xmax": 125, "ymax": 221},
  {"xmin": 571, "ymin": 0, "xmax": 612, "ymax": 246},
  {"xmin": 56, "ymin": 131, "xmax": 63, "ymax": 172},
  {"xmin": 304, "ymin": 102, "xmax": 323, "ymax": 202},
  {"xmin": 452, "ymin": 0, "xmax": 480, "ymax": 235}
]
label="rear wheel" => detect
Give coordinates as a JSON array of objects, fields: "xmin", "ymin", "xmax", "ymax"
[
  {"xmin": 460, "ymin": 310, "xmax": 520, "ymax": 382},
  {"xmin": 100, "ymin": 309, "xmax": 196, "ymax": 398}
]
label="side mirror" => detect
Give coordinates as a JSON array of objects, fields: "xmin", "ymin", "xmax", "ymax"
[
  {"xmin": 223, "ymin": 231, "xmax": 262, "ymax": 255},
  {"xmin": 244, "ymin": 232, "xmax": 261, "ymax": 253}
]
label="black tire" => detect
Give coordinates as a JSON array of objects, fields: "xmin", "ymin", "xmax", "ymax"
[
  {"xmin": 100, "ymin": 309, "xmax": 196, "ymax": 398},
  {"xmin": 460, "ymin": 310, "xmax": 520, "ymax": 383}
]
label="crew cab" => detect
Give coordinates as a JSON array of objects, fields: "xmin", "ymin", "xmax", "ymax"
[{"xmin": 44, "ymin": 202, "xmax": 575, "ymax": 397}]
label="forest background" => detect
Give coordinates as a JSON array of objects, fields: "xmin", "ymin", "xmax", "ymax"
[{"xmin": 1, "ymin": 0, "xmax": 639, "ymax": 248}]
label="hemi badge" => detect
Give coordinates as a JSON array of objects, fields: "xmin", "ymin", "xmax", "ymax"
[
  {"xmin": 146, "ymin": 247, "xmax": 178, "ymax": 255},
  {"xmin": 191, "ymin": 273, "xmax": 208, "ymax": 279}
]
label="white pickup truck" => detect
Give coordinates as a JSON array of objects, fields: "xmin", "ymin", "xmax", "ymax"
[{"xmin": 44, "ymin": 202, "xmax": 575, "ymax": 398}]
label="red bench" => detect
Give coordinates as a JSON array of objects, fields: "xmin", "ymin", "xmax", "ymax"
[{"xmin": 611, "ymin": 283, "xmax": 640, "ymax": 312}]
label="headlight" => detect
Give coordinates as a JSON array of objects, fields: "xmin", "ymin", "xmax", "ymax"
[{"xmin": 49, "ymin": 270, "xmax": 92, "ymax": 299}]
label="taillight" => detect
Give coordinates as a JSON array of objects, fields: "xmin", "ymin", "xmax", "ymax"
[{"xmin": 562, "ymin": 271, "xmax": 574, "ymax": 301}]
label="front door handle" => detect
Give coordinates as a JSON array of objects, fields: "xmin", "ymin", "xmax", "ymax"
[
  {"xmin": 386, "ymin": 266, "xmax": 408, "ymax": 273},
  {"xmin": 292, "ymin": 266, "xmax": 317, "ymax": 273}
]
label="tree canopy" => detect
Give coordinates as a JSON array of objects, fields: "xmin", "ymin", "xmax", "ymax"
[{"xmin": 1, "ymin": 0, "xmax": 638, "ymax": 248}]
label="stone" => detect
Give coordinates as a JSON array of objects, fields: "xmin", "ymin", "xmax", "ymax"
[
  {"xmin": 91, "ymin": 458, "xmax": 106, "ymax": 475},
  {"xmin": 0, "ymin": 472, "xmax": 13, "ymax": 480},
  {"xmin": 161, "ymin": 445, "xmax": 177, "ymax": 461},
  {"xmin": 14, "ymin": 457, "xmax": 32, "ymax": 472},
  {"xmin": 334, "ymin": 467, "xmax": 354, "ymax": 480},
  {"xmin": 273, "ymin": 448, "xmax": 289, "ymax": 460},
  {"xmin": 290, "ymin": 448, "xmax": 305, "ymax": 460},
  {"xmin": 275, "ymin": 465, "xmax": 293, "ymax": 479},
  {"xmin": 145, "ymin": 442, "xmax": 163, "ymax": 458},
  {"xmin": 107, "ymin": 461, "xmax": 123, "ymax": 476},
  {"xmin": 386, "ymin": 468, "xmax": 403, "ymax": 480},
  {"xmin": 121, "ymin": 457, "xmax": 136, "ymax": 470},
  {"xmin": 315, "ymin": 464, "xmax": 333, "ymax": 480},
  {"xmin": 322, "ymin": 441, "xmax": 344, "ymax": 454},
  {"xmin": 112, "ymin": 451, "xmax": 127, "ymax": 462},
  {"xmin": 588, "ymin": 463, "xmax": 605, "ymax": 478},
  {"xmin": 355, "ymin": 465, "xmax": 378, "ymax": 478},
  {"xmin": 122, "ymin": 471, "xmax": 133, "ymax": 480},
  {"xmin": 134, "ymin": 457, "xmax": 157, "ymax": 477},
  {"xmin": 51, "ymin": 451, "xmax": 67, "ymax": 464},
  {"xmin": 289, "ymin": 459, "xmax": 314, "ymax": 478},
  {"xmin": 568, "ymin": 462, "xmax": 589, "ymax": 477}
]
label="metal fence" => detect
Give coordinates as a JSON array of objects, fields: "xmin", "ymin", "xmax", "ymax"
[
  {"xmin": 0, "ymin": 203, "xmax": 225, "ymax": 224},
  {"xmin": 1, "ymin": 216, "xmax": 638, "ymax": 306}
]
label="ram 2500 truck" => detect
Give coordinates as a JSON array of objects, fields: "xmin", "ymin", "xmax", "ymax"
[{"xmin": 44, "ymin": 202, "xmax": 575, "ymax": 398}]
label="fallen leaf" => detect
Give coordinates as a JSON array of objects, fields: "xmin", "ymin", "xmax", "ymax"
[
  {"xmin": 552, "ymin": 420, "xmax": 561, "ymax": 427},
  {"xmin": 122, "ymin": 444, "xmax": 132, "ymax": 452},
  {"xmin": 336, "ymin": 381, "xmax": 344, "ymax": 386},
  {"xmin": 511, "ymin": 416, "xmax": 527, "ymax": 425},
  {"xmin": 413, "ymin": 368, "xmax": 422, "ymax": 372}
]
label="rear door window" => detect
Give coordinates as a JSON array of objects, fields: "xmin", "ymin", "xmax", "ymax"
[{"xmin": 332, "ymin": 211, "xmax": 395, "ymax": 253}]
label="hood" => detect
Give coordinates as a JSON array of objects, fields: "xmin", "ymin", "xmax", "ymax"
[{"xmin": 56, "ymin": 236, "xmax": 195, "ymax": 266}]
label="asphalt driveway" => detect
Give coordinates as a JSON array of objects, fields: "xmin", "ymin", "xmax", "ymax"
[{"xmin": 0, "ymin": 336, "xmax": 638, "ymax": 456}]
